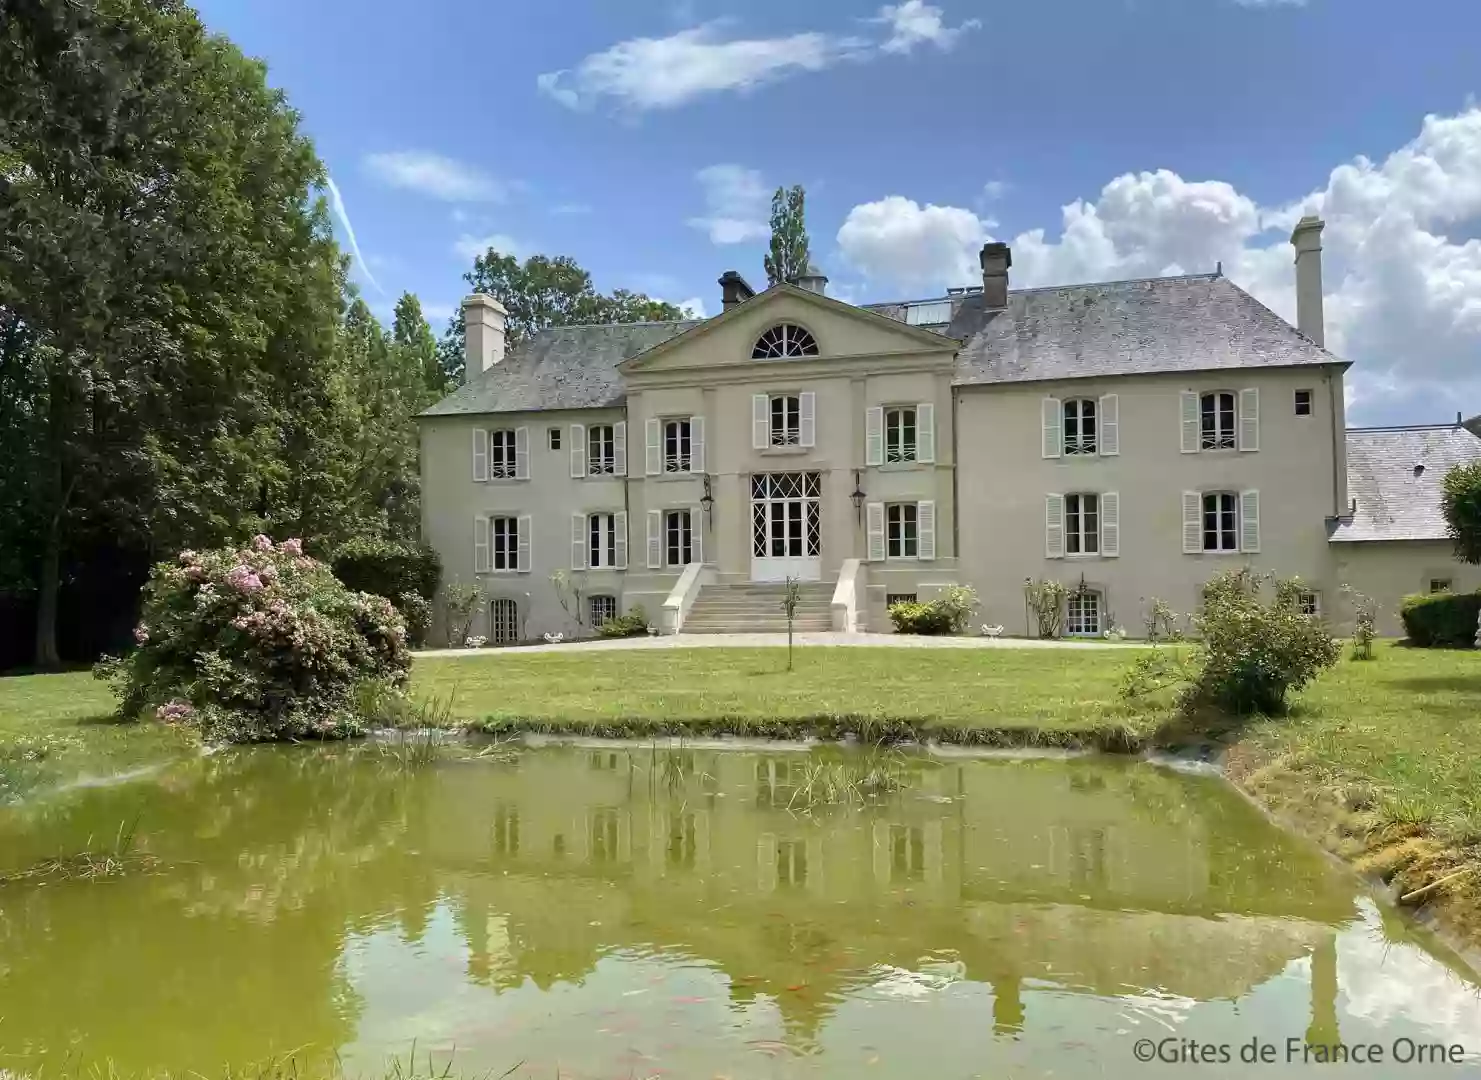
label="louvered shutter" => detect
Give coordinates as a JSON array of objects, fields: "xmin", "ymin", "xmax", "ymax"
[
  {"xmin": 472, "ymin": 429, "xmax": 489, "ymax": 482},
  {"xmin": 1182, "ymin": 492, "xmax": 1202, "ymax": 553},
  {"xmin": 866, "ymin": 502, "xmax": 886, "ymax": 562},
  {"xmin": 570, "ymin": 423, "xmax": 586, "ymax": 478},
  {"xmin": 1240, "ymin": 490, "xmax": 1261, "ymax": 553},
  {"xmin": 1100, "ymin": 492, "xmax": 1120, "ymax": 557},
  {"xmin": 571, "ymin": 513, "xmax": 588, "ymax": 570},
  {"xmin": 917, "ymin": 403, "xmax": 936, "ymax": 463},
  {"xmin": 613, "ymin": 511, "xmax": 629, "ymax": 569},
  {"xmin": 752, "ymin": 394, "xmax": 769, "ymax": 449},
  {"xmin": 1042, "ymin": 397, "xmax": 1063, "ymax": 459},
  {"xmin": 514, "ymin": 426, "xmax": 530, "ymax": 479},
  {"xmin": 865, "ymin": 407, "xmax": 884, "ymax": 466},
  {"xmin": 799, "ymin": 392, "xmax": 816, "ymax": 448},
  {"xmin": 690, "ymin": 415, "xmax": 706, "ymax": 473},
  {"xmin": 517, "ymin": 514, "xmax": 532, "ymax": 572},
  {"xmin": 646, "ymin": 510, "xmax": 662, "ymax": 569},
  {"xmin": 613, "ymin": 422, "xmax": 627, "ymax": 476},
  {"xmin": 645, "ymin": 418, "xmax": 661, "ymax": 475},
  {"xmin": 1238, "ymin": 388, "xmax": 1260, "ymax": 452},
  {"xmin": 1045, "ymin": 494, "xmax": 1065, "ymax": 558},
  {"xmin": 917, "ymin": 501, "xmax": 936, "ymax": 561},
  {"xmin": 1180, "ymin": 392, "xmax": 1200, "ymax": 454},
  {"xmin": 1098, "ymin": 394, "xmax": 1119, "ymax": 456},
  {"xmin": 473, "ymin": 516, "xmax": 490, "ymax": 573}
]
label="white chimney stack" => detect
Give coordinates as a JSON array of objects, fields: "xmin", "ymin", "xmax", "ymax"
[
  {"xmin": 462, "ymin": 293, "xmax": 508, "ymax": 378},
  {"xmin": 1291, "ymin": 216, "xmax": 1325, "ymax": 347}
]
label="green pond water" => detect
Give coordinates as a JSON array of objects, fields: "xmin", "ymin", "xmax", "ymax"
[{"xmin": 2, "ymin": 743, "xmax": 1479, "ymax": 1078}]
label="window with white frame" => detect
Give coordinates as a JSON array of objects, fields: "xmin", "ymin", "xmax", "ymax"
[
  {"xmin": 752, "ymin": 324, "xmax": 818, "ymax": 359},
  {"xmin": 588, "ymin": 425, "xmax": 616, "ymax": 475},
  {"xmin": 770, "ymin": 395, "xmax": 801, "ymax": 446},
  {"xmin": 1200, "ymin": 392, "xmax": 1237, "ymax": 450},
  {"xmin": 489, "ymin": 429, "xmax": 518, "ymax": 478},
  {"xmin": 665, "ymin": 509, "xmax": 694, "ymax": 567},
  {"xmin": 1295, "ymin": 389, "xmax": 1312, "ymax": 416},
  {"xmin": 1065, "ymin": 493, "xmax": 1100, "ymax": 556},
  {"xmin": 663, "ymin": 418, "xmax": 692, "ymax": 473},
  {"xmin": 588, "ymin": 513, "xmax": 619, "ymax": 568},
  {"xmin": 886, "ymin": 503, "xmax": 918, "ymax": 558},
  {"xmin": 489, "ymin": 598, "xmax": 519, "ymax": 644},
  {"xmin": 1066, "ymin": 590, "xmax": 1103, "ymax": 636},
  {"xmin": 1296, "ymin": 590, "xmax": 1320, "ymax": 616},
  {"xmin": 1063, "ymin": 398, "xmax": 1098, "ymax": 455},
  {"xmin": 490, "ymin": 515, "xmax": 519, "ymax": 571},
  {"xmin": 886, "ymin": 593, "xmax": 917, "ymax": 607},
  {"xmin": 589, "ymin": 594, "xmax": 617, "ymax": 627},
  {"xmin": 548, "ymin": 427, "xmax": 562, "ymax": 450},
  {"xmin": 1202, "ymin": 492, "xmax": 1239, "ymax": 552},
  {"xmin": 1430, "ymin": 578, "xmax": 1453, "ymax": 594},
  {"xmin": 885, "ymin": 407, "xmax": 917, "ymax": 462}
]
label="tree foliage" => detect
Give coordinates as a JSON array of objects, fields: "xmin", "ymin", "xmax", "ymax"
[
  {"xmin": 1441, "ymin": 460, "xmax": 1481, "ymax": 565},
  {"xmin": 437, "ymin": 250, "xmax": 687, "ymax": 384},
  {"xmin": 763, "ymin": 185, "xmax": 810, "ymax": 287}
]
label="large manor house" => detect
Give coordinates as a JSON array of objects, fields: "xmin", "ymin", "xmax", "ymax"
[{"xmin": 419, "ymin": 218, "xmax": 1481, "ymax": 643}]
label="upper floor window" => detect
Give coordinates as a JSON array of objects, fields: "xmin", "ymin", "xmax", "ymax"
[
  {"xmin": 1065, "ymin": 493, "xmax": 1100, "ymax": 555},
  {"xmin": 1201, "ymin": 392, "xmax": 1237, "ymax": 450},
  {"xmin": 489, "ymin": 429, "xmax": 518, "ymax": 478},
  {"xmin": 1295, "ymin": 389, "xmax": 1312, "ymax": 416},
  {"xmin": 885, "ymin": 407, "xmax": 917, "ymax": 462},
  {"xmin": 663, "ymin": 418, "xmax": 692, "ymax": 473},
  {"xmin": 752, "ymin": 323, "xmax": 819, "ymax": 359},
  {"xmin": 1203, "ymin": 491, "xmax": 1238, "ymax": 552},
  {"xmin": 588, "ymin": 424, "xmax": 616, "ymax": 475},
  {"xmin": 770, "ymin": 395, "xmax": 801, "ymax": 446},
  {"xmin": 490, "ymin": 515, "xmax": 519, "ymax": 571},
  {"xmin": 1064, "ymin": 399, "xmax": 1097, "ymax": 455},
  {"xmin": 548, "ymin": 427, "xmax": 562, "ymax": 450}
]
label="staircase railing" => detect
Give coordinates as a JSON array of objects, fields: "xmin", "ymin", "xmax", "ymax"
[
  {"xmin": 831, "ymin": 559, "xmax": 866, "ymax": 633},
  {"xmin": 662, "ymin": 562, "xmax": 713, "ymax": 634}
]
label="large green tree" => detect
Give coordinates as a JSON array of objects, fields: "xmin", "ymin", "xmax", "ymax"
[
  {"xmin": 763, "ymin": 185, "xmax": 810, "ymax": 287},
  {"xmin": 437, "ymin": 250, "xmax": 687, "ymax": 384},
  {"xmin": 1441, "ymin": 461, "xmax": 1481, "ymax": 565}
]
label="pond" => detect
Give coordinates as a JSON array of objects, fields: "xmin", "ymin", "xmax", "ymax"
[{"xmin": 1, "ymin": 743, "xmax": 1479, "ymax": 1078}]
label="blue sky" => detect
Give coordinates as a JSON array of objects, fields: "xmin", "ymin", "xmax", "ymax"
[{"xmin": 193, "ymin": 0, "xmax": 1481, "ymax": 426}]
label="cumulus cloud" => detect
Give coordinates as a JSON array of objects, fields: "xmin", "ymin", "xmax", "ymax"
[
  {"xmin": 687, "ymin": 164, "xmax": 772, "ymax": 245},
  {"xmin": 363, "ymin": 151, "xmax": 505, "ymax": 203},
  {"xmin": 452, "ymin": 233, "xmax": 525, "ymax": 263},
  {"xmin": 835, "ymin": 106, "xmax": 1481, "ymax": 424},
  {"xmin": 538, "ymin": 5, "xmax": 976, "ymax": 112}
]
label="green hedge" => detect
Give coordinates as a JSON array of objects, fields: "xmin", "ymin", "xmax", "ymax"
[
  {"xmin": 596, "ymin": 605, "xmax": 650, "ymax": 639},
  {"xmin": 330, "ymin": 539, "xmax": 442, "ymax": 647},
  {"xmin": 1400, "ymin": 590, "xmax": 1481, "ymax": 648},
  {"xmin": 887, "ymin": 601, "xmax": 956, "ymax": 636}
]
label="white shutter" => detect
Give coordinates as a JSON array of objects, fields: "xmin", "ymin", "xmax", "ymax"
[
  {"xmin": 1181, "ymin": 391, "xmax": 1200, "ymax": 454},
  {"xmin": 474, "ymin": 515, "xmax": 490, "ymax": 573},
  {"xmin": 1240, "ymin": 490, "xmax": 1261, "ymax": 553},
  {"xmin": 1182, "ymin": 491, "xmax": 1203, "ymax": 553},
  {"xmin": 1045, "ymin": 494, "xmax": 1065, "ymax": 558},
  {"xmin": 1042, "ymin": 397, "xmax": 1063, "ymax": 459},
  {"xmin": 612, "ymin": 421, "xmax": 627, "ymax": 477},
  {"xmin": 514, "ymin": 426, "xmax": 530, "ymax": 479},
  {"xmin": 645, "ymin": 418, "xmax": 661, "ymax": 475},
  {"xmin": 1098, "ymin": 394, "xmax": 1119, "ymax": 456},
  {"xmin": 571, "ymin": 513, "xmax": 587, "ymax": 570},
  {"xmin": 472, "ymin": 428, "xmax": 489, "ymax": 482},
  {"xmin": 690, "ymin": 415, "xmax": 705, "ymax": 473},
  {"xmin": 691, "ymin": 506, "xmax": 703, "ymax": 565},
  {"xmin": 613, "ymin": 511, "xmax": 629, "ymax": 569},
  {"xmin": 516, "ymin": 514, "xmax": 532, "ymax": 573},
  {"xmin": 865, "ymin": 406, "xmax": 885, "ymax": 466},
  {"xmin": 752, "ymin": 394, "xmax": 769, "ymax": 449},
  {"xmin": 646, "ymin": 510, "xmax": 662, "ymax": 569},
  {"xmin": 866, "ymin": 502, "xmax": 886, "ymax": 562},
  {"xmin": 1238, "ymin": 388, "xmax": 1260, "ymax": 452},
  {"xmin": 570, "ymin": 423, "xmax": 586, "ymax": 478},
  {"xmin": 917, "ymin": 500, "xmax": 936, "ymax": 561},
  {"xmin": 1100, "ymin": 492, "xmax": 1120, "ymax": 557},
  {"xmin": 917, "ymin": 403, "xmax": 936, "ymax": 463},
  {"xmin": 799, "ymin": 392, "xmax": 816, "ymax": 448}
]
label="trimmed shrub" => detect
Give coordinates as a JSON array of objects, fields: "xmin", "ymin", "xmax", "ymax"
[
  {"xmin": 1400, "ymin": 590, "xmax": 1481, "ymax": 648},
  {"xmin": 99, "ymin": 537, "xmax": 411, "ymax": 742},
  {"xmin": 597, "ymin": 605, "xmax": 650, "ymax": 639},
  {"xmin": 889, "ymin": 586, "xmax": 978, "ymax": 636}
]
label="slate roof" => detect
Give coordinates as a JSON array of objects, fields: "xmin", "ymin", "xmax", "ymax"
[
  {"xmin": 420, "ymin": 320, "xmax": 701, "ymax": 417},
  {"xmin": 1329, "ymin": 424, "xmax": 1481, "ymax": 542}
]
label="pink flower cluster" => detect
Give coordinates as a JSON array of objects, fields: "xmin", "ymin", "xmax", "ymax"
[
  {"xmin": 134, "ymin": 624, "xmax": 150, "ymax": 645},
  {"xmin": 156, "ymin": 700, "xmax": 195, "ymax": 723},
  {"xmin": 224, "ymin": 564, "xmax": 265, "ymax": 592}
]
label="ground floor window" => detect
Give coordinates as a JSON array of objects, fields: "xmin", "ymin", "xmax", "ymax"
[
  {"xmin": 1430, "ymin": 577, "xmax": 1453, "ymax": 593},
  {"xmin": 1297, "ymin": 590, "xmax": 1320, "ymax": 616},
  {"xmin": 886, "ymin": 593, "xmax": 917, "ymax": 607},
  {"xmin": 589, "ymin": 594, "xmax": 618, "ymax": 627},
  {"xmin": 886, "ymin": 503, "xmax": 918, "ymax": 558},
  {"xmin": 665, "ymin": 509, "xmax": 694, "ymax": 567},
  {"xmin": 1065, "ymin": 590, "xmax": 1103, "ymax": 637},
  {"xmin": 490, "ymin": 598, "xmax": 519, "ymax": 644}
]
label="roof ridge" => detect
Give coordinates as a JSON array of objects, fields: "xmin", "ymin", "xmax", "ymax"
[
  {"xmin": 1348, "ymin": 422, "xmax": 1467, "ymax": 433},
  {"xmin": 869, "ymin": 272, "xmax": 1221, "ymax": 309}
]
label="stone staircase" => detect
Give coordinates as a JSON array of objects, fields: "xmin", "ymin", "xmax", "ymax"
[{"xmin": 681, "ymin": 582, "xmax": 835, "ymax": 635}]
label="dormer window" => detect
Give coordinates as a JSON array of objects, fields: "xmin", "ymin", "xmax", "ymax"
[{"xmin": 752, "ymin": 324, "xmax": 818, "ymax": 359}]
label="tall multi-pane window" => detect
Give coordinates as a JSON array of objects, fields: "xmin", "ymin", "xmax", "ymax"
[
  {"xmin": 588, "ymin": 513, "xmax": 618, "ymax": 568},
  {"xmin": 1200, "ymin": 392, "xmax": 1237, "ymax": 450},
  {"xmin": 1063, "ymin": 399, "xmax": 1097, "ymax": 455},
  {"xmin": 885, "ymin": 407, "xmax": 917, "ymax": 462},
  {"xmin": 886, "ymin": 503, "xmax": 918, "ymax": 558},
  {"xmin": 490, "ymin": 516, "xmax": 518, "ymax": 571},
  {"xmin": 1066, "ymin": 590, "xmax": 1102, "ymax": 636},
  {"xmin": 489, "ymin": 598, "xmax": 519, "ymax": 644},
  {"xmin": 588, "ymin": 425, "xmax": 616, "ymax": 474},
  {"xmin": 489, "ymin": 429, "xmax": 518, "ymax": 478},
  {"xmin": 663, "ymin": 419, "xmax": 692, "ymax": 472},
  {"xmin": 665, "ymin": 509, "xmax": 694, "ymax": 567},
  {"xmin": 1064, "ymin": 494, "xmax": 1100, "ymax": 555},
  {"xmin": 1202, "ymin": 492, "xmax": 1239, "ymax": 551},
  {"xmin": 770, "ymin": 395, "xmax": 801, "ymax": 446}
]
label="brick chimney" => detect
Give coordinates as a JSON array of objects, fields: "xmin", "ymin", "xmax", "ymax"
[
  {"xmin": 462, "ymin": 293, "xmax": 507, "ymax": 379},
  {"xmin": 1291, "ymin": 216, "xmax": 1325, "ymax": 347},
  {"xmin": 719, "ymin": 270, "xmax": 755, "ymax": 312},
  {"xmin": 980, "ymin": 242, "xmax": 1011, "ymax": 309}
]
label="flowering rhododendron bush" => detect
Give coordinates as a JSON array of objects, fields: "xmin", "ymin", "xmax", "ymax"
[{"xmin": 99, "ymin": 536, "xmax": 412, "ymax": 742}]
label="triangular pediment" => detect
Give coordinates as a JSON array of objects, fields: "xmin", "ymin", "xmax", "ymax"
[{"xmin": 619, "ymin": 284, "xmax": 955, "ymax": 373}]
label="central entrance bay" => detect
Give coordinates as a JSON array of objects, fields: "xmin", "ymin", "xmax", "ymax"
[
  {"xmin": 1, "ymin": 745, "xmax": 1477, "ymax": 1077},
  {"xmin": 751, "ymin": 471, "xmax": 822, "ymax": 581}
]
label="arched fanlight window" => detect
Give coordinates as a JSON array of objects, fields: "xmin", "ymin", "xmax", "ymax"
[{"xmin": 752, "ymin": 323, "xmax": 819, "ymax": 359}]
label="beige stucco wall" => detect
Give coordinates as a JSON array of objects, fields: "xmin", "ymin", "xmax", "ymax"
[
  {"xmin": 1330, "ymin": 541, "xmax": 1481, "ymax": 637},
  {"xmin": 954, "ymin": 366, "xmax": 1347, "ymax": 635}
]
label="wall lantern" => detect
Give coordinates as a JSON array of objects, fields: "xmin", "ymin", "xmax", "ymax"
[
  {"xmin": 700, "ymin": 474, "xmax": 715, "ymax": 520},
  {"xmin": 850, "ymin": 469, "xmax": 867, "ymax": 524}
]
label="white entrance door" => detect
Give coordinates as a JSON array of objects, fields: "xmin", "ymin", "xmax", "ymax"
[{"xmin": 751, "ymin": 472, "xmax": 822, "ymax": 582}]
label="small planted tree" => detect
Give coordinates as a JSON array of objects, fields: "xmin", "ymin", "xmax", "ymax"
[
  {"xmin": 782, "ymin": 576, "xmax": 802, "ymax": 671},
  {"xmin": 1025, "ymin": 579, "xmax": 1068, "ymax": 639},
  {"xmin": 550, "ymin": 569, "xmax": 588, "ymax": 635},
  {"xmin": 1341, "ymin": 585, "xmax": 1378, "ymax": 660},
  {"xmin": 440, "ymin": 580, "xmax": 483, "ymax": 647}
]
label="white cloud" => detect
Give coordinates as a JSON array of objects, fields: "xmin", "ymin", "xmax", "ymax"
[
  {"xmin": 538, "ymin": 5, "xmax": 976, "ymax": 112},
  {"xmin": 873, "ymin": 1, "xmax": 980, "ymax": 54},
  {"xmin": 834, "ymin": 106, "xmax": 1481, "ymax": 423},
  {"xmin": 363, "ymin": 151, "xmax": 504, "ymax": 203},
  {"xmin": 672, "ymin": 296, "xmax": 708, "ymax": 319},
  {"xmin": 324, "ymin": 175, "xmax": 384, "ymax": 296},
  {"xmin": 687, "ymin": 164, "xmax": 772, "ymax": 245},
  {"xmin": 980, "ymin": 180, "xmax": 1010, "ymax": 202},
  {"xmin": 452, "ymin": 233, "xmax": 525, "ymax": 263}
]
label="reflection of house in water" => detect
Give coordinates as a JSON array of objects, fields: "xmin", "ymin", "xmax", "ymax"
[{"xmin": 421, "ymin": 749, "xmax": 1357, "ymax": 1046}]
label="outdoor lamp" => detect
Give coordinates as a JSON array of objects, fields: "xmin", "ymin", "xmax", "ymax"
[
  {"xmin": 700, "ymin": 474, "xmax": 715, "ymax": 520},
  {"xmin": 850, "ymin": 470, "xmax": 867, "ymax": 524}
]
